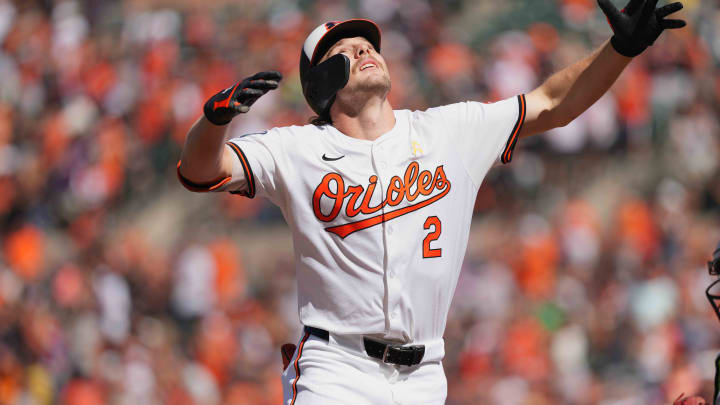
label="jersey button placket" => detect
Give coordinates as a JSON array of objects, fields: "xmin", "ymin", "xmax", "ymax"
[
  {"xmin": 373, "ymin": 142, "xmax": 402, "ymax": 332},
  {"xmin": 386, "ymin": 275, "xmax": 402, "ymax": 327},
  {"xmin": 371, "ymin": 144, "xmax": 386, "ymax": 194}
]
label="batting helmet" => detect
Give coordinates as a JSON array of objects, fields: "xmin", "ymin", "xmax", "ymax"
[{"xmin": 300, "ymin": 19, "xmax": 382, "ymax": 119}]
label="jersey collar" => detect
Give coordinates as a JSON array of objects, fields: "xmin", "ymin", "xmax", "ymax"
[{"xmin": 324, "ymin": 110, "xmax": 408, "ymax": 148}]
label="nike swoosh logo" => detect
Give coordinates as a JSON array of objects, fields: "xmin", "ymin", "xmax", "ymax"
[{"xmin": 322, "ymin": 154, "xmax": 345, "ymax": 161}]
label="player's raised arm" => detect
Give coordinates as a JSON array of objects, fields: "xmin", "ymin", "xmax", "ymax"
[
  {"xmin": 519, "ymin": 0, "xmax": 685, "ymax": 137},
  {"xmin": 177, "ymin": 71, "xmax": 282, "ymax": 190}
]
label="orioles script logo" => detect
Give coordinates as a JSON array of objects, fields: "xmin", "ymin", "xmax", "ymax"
[{"xmin": 312, "ymin": 162, "xmax": 451, "ymax": 238}]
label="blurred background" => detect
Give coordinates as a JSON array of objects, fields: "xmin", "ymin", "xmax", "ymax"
[{"xmin": 0, "ymin": 0, "xmax": 718, "ymax": 404}]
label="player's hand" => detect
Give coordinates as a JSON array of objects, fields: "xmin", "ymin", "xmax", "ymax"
[
  {"xmin": 598, "ymin": 0, "xmax": 686, "ymax": 57},
  {"xmin": 673, "ymin": 393, "xmax": 707, "ymax": 405},
  {"xmin": 203, "ymin": 71, "xmax": 283, "ymax": 126}
]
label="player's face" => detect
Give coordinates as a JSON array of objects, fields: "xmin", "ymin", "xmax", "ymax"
[{"xmin": 320, "ymin": 36, "xmax": 391, "ymax": 97}]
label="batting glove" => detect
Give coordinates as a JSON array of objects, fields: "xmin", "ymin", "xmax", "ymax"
[
  {"xmin": 598, "ymin": 0, "xmax": 686, "ymax": 58},
  {"xmin": 203, "ymin": 71, "xmax": 282, "ymax": 126}
]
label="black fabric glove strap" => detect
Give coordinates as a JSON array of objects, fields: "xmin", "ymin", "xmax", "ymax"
[{"xmin": 610, "ymin": 33, "xmax": 646, "ymax": 58}]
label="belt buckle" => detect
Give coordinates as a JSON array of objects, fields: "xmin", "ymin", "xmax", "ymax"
[
  {"xmin": 381, "ymin": 343, "xmax": 425, "ymax": 366},
  {"xmin": 382, "ymin": 344, "xmax": 414, "ymax": 365}
]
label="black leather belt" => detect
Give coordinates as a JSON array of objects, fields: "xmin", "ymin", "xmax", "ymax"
[{"xmin": 304, "ymin": 326, "xmax": 425, "ymax": 367}]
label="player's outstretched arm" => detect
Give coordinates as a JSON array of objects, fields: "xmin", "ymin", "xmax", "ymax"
[
  {"xmin": 178, "ymin": 71, "xmax": 282, "ymax": 187},
  {"xmin": 519, "ymin": 0, "xmax": 685, "ymax": 138}
]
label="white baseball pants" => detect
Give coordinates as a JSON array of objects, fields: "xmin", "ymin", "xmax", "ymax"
[{"xmin": 281, "ymin": 331, "xmax": 447, "ymax": 405}]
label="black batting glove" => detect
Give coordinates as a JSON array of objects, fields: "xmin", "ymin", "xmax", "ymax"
[
  {"xmin": 203, "ymin": 71, "xmax": 282, "ymax": 126},
  {"xmin": 599, "ymin": 0, "xmax": 686, "ymax": 57}
]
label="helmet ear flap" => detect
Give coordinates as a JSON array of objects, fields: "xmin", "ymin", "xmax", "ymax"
[{"xmin": 301, "ymin": 54, "xmax": 350, "ymax": 117}]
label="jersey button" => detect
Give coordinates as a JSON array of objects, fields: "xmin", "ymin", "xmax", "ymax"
[{"xmin": 387, "ymin": 226, "xmax": 393, "ymax": 235}]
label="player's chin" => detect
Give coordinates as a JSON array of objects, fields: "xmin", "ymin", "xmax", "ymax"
[{"xmin": 353, "ymin": 74, "xmax": 391, "ymax": 94}]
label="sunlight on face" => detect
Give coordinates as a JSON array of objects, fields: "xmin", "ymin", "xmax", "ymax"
[{"xmin": 320, "ymin": 36, "xmax": 391, "ymax": 99}]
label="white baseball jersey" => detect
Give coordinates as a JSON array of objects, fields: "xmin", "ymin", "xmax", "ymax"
[{"xmin": 182, "ymin": 95, "xmax": 526, "ymax": 345}]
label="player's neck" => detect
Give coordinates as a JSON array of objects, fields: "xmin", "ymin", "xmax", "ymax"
[{"xmin": 330, "ymin": 97, "xmax": 395, "ymax": 142}]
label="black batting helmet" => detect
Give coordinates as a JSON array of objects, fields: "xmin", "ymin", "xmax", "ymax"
[{"xmin": 299, "ymin": 19, "xmax": 382, "ymax": 118}]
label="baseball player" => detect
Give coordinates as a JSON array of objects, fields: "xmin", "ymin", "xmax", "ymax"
[{"xmin": 177, "ymin": 1, "xmax": 685, "ymax": 404}]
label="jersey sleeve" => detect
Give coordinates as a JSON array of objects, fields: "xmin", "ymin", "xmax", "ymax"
[
  {"xmin": 176, "ymin": 128, "xmax": 286, "ymax": 206},
  {"xmin": 224, "ymin": 129, "xmax": 286, "ymax": 204},
  {"xmin": 426, "ymin": 94, "xmax": 526, "ymax": 186}
]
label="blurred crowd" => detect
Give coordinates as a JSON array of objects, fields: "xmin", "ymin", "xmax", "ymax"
[{"xmin": 0, "ymin": 0, "xmax": 719, "ymax": 404}]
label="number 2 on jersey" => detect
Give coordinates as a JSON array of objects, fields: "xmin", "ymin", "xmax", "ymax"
[{"xmin": 423, "ymin": 216, "xmax": 442, "ymax": 258}]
